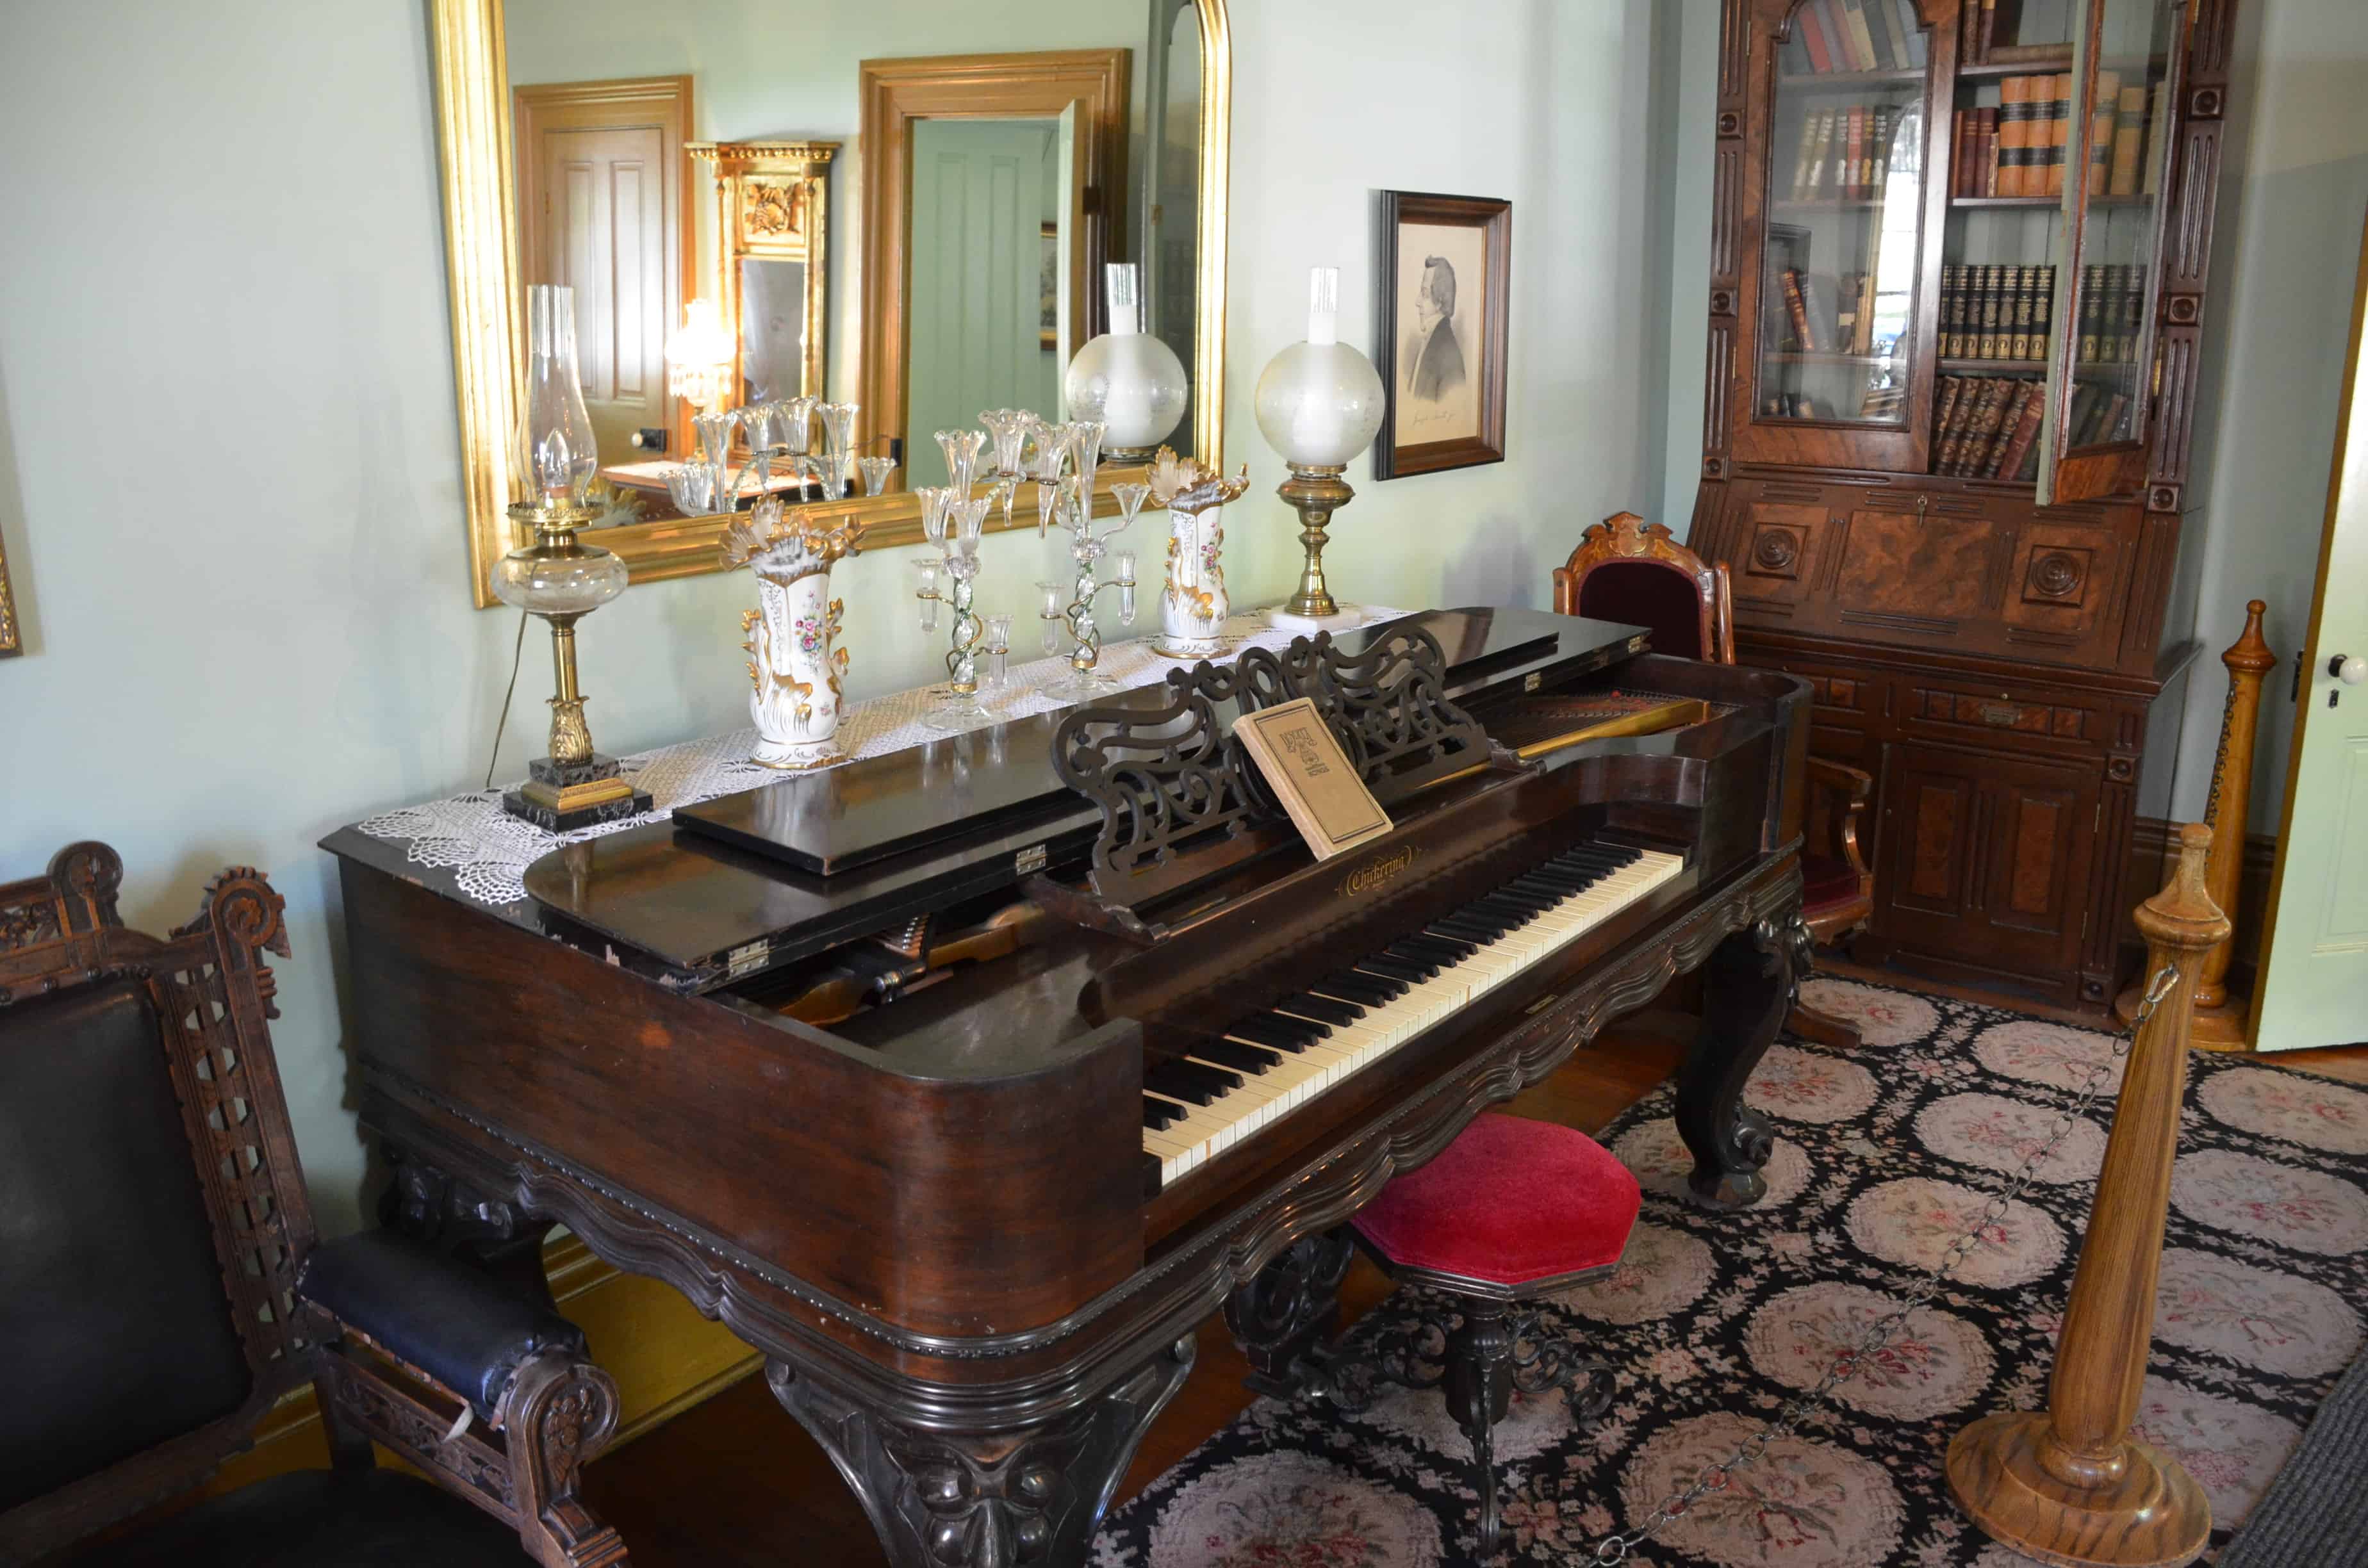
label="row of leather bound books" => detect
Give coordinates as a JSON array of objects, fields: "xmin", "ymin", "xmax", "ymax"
[
  {"xmin": 1950, "ymin": 73, "xmax": 2158, "ymax": 199},
  {"xmin": 1779, "ymin": 0, "xmax": 1928, "ymax": 75},
  {"xmin": 1786, "ymin": 105, "xmax": 1902, "ymax": 203},
  {"xmin": 1943, "ymin": 263, "xmax": 2052, "ymax": 361},
  {"xmin": 1933, "ymin": 375, "xmax": 2046, "ymax": 480}
]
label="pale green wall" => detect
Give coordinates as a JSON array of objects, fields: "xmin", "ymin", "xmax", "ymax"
[
  {"xmin": 0, "ymin": 0, "xmax": 1668, "ymax": 1233},
  {"xmin": 2170, "ymin": 0, "xmax": 2368, "ymax": 832}
]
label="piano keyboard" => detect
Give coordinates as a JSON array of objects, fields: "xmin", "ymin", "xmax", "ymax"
[{"xmin": 1139, "ymin": 841, "xmax": 1684, "ymax": 1185}]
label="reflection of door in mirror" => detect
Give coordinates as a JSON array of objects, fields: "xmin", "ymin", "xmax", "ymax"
[
  {"xmin": 739, "ymin": 257, "xmax": 807, "ymax": 405},
  {"xmin": 514, "ymin": 78, "xmax": 691, "ymax": 464},
  {"xmin": 905, "ymin": 119, "xmax": 1068, "ymax": 468}
]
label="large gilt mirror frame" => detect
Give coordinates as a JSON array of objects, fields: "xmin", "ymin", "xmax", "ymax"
[{"xmin": 427, "ymin": 0, "xmax": 1231, "ymax": 608}]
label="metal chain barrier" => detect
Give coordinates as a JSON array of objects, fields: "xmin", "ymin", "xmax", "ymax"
[{"xmin": 1588, "ymin": 963, "xmax": 2184, "ymax": 1565}]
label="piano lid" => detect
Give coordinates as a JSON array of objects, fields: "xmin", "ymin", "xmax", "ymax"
[{"xmin": 514, "ymin": 608, "xmax": 1647, "ymax": 983}]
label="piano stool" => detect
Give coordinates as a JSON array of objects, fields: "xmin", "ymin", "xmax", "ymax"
[{"xmin": 1322, "ymin": 1113, "xmax": 1641, "ymax": 1557}]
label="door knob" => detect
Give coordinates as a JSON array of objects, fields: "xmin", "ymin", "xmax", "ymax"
[{"xmin": 2331, "ymin": 654, "xmax": 2368, "ymax": 686}]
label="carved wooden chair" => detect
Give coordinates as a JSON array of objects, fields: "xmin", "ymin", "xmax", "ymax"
[
  {"xmin": 1554, "ymin": 513, "xmax": 1871, "ymax": 1047},
  {"xmin": 0, "ymin": 843, "xmax": 629, "ymax": 1568}
]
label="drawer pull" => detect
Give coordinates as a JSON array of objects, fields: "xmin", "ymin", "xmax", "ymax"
[{"xmin": 1979, "ymin": 703, "xmax": 2025, "ymax": 728}]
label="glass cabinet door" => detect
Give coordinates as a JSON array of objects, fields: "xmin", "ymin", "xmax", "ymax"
[
  {"xmin": 1741, "ymin": 0, "xmax": 1941, "ymax": 472},
  {"xmin": 2035, "ymin": 0, "xmax": 2185, "ymax": 504}
]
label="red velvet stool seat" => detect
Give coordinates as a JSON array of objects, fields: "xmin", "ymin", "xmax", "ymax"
[{"xmin": 1329, "ymin": 1115, "xmax": 1642, "ymax": 1557}]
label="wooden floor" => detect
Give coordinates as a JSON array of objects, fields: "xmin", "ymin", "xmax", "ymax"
[{"xmin": 580, "ymin": 995, "xmax": 2368, "ymax": 1567}]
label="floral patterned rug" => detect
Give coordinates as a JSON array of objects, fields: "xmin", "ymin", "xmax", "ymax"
[{"xmin": 1092, "ymin": 977, "xmax": 2368, "ymax": 1567}]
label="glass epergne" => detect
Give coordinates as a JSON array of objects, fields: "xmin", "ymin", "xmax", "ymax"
[
  {"xmin": 937, "ymin": 428, "xmax": 988, "ymax": 496},
  {"xmin": 1041, "ymin": 462, "xmax": 1143, "ymax": 702},
  {"xmin": 1032, "ymin": 425, "xmax": 1073, "ymax": 539},
  {"xmin": 814, "ymin": 402, "xmax": 858, "ymax": 497},
  {"xmin": 981, "ymin": 410, "xmax": 1035, "ymax": 480},
  {"xmin": 859, "ymin": 455, "xmax": 896, "ymax": 497},
  {"xmin": 916, "ymin": 494, "xmax": 994, "ymax": 731},
  {"xmin": 983, "ymin": 614, "xmax": 1014, "ymax": 692}
]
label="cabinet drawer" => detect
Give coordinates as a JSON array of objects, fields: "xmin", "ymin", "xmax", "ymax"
[
  {"xmin": 1899, "ymin": 678, "xmax": 2104, "ymax": 758},
  {"xmin": 1758, "ymin": 657, "xmax": 1883, "ymax": 731}
]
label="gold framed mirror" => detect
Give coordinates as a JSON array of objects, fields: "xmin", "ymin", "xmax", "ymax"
[{"xmin": 428, "ymin": 0, "xmax": 1231, "ymax": 608}]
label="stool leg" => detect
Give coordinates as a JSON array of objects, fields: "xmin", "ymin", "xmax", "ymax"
[{"xmin": 1443, "ymin": 1302, "xmax": 1516, "ymax": 1557}]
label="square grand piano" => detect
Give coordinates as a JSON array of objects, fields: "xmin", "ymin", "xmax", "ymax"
[{"xmin": 324, "ymin": 607, "xmax": 1811, "ymax": 1567}]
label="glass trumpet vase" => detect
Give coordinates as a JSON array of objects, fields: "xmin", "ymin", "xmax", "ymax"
[{"xmin": 921, "ymin": 555, "xmax": 991, "ymax": 732}]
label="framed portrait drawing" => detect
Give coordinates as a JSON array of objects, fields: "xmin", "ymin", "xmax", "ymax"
[{"xmin": 1374, "ymin": 191, "xmax": 1511, "ymax": 480}]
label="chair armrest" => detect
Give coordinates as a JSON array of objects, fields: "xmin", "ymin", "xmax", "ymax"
[
  {"xmin": 299, "ymin": 1229, "xmax": 588, "ymax": 1423},
  {"xmin": 1803, "ymin": 755, "xmax": 1874, "ymax": 883}
]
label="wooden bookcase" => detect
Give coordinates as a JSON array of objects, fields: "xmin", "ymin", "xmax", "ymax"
[{"xmin": 1686, "ymin": 0, "xmax": 2237, "ymax": 1011}]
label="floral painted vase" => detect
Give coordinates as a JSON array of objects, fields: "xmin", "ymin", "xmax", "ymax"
[
  {"xmin": 723, "ymin": 499, "xmax": 866, "ymax": 769},
  {"xmin": 1146, "ymin": 446, "xmax": 1250, "ymax": 659}
]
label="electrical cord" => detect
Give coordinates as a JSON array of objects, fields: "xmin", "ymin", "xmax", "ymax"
[{"xmin": 484, "ymin": 608, "xmax": 530, "ymax": 791}]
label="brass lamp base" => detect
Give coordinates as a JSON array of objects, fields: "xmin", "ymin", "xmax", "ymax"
[
  {"xmin": 1276, "ymin": 463, "xmax": 1354, "ymax": 620},
  {"xmin": 504, "ymin": 753, "xmax": 652, "ymax": 833}
]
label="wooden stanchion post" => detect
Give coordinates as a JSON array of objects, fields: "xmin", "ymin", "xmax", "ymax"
[
  {"xmin": 1948, "ymin": 823, "xmax": 2228, "ymax": 1568},
  {"xmin": 2116, "ymin": 600, "xmax": 2272, "ymax": 1047}
]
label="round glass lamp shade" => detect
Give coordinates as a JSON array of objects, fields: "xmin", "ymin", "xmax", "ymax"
[
  {"xmin": 1065, "ymin": 333, "xmax": 1188, "ymax": 455},
  {"xmin": 490, "ymin": 542, "xmax": 629, "ymax": 617},
  {"xmin": 1254, "ymin": 340, "xmax": 1385, "ymax": 468}
]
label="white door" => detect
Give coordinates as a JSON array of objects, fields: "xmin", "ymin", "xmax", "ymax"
[
  {"xmin": 905, "ymin": 119, "xmax": 1061, "ymax": 471},
  {"xmin": 2254, "ymin": 214, "xmax": 2368, "ymax": 1051}
]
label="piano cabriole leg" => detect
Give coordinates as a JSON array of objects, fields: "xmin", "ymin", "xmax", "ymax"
[
  {"xmin": 765, "ymin": 1335, "xmax": 1196, "ymax": 1568},
  {"xmin": 1222, "ymin": 1227, "xmax": 1356, "ymax": 1398},
  {"xmin": 377, "ymin": 1146, "xmax": 559, "ymax": 1309},
  {"xmin": 1673, "ymin": 915, "xmax": 1804, "ymax": 1209}
]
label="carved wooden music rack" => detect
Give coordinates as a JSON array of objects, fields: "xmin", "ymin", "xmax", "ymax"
[{"xmin": 1050, "ymin": 628, "xmax": 1492, "ymax": 917}]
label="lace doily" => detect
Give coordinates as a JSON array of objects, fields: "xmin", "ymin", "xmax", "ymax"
[{"xmin": 358, "ymin": 607, "xmax": 1404, "ymax": 909}]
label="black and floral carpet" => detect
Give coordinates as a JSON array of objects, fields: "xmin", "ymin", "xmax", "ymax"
[{"xmin": 1092, "ymin": 977, "xmax": 2368, "ymax": 1567}]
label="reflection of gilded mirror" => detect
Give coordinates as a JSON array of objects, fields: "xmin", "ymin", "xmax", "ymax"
[
  {"xmin": 427, "ymin": 0, "xmax": 1231, "ymax": 605},
  {"xmin": 0, "ymin": 530, "xmax": 19, "ymax": 658},
  {"xmin": 689, "ymin": 141, "xmax": 834, "ymax": 411}
]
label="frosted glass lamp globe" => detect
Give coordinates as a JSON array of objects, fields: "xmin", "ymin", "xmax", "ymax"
[
  {"xmin": 1254, "ymin": 268, "xmax": 1385, "ymax": 470},
  {"xmin": 1065, "ymin": 265, "xmax": 1188, "ymax": 461}
]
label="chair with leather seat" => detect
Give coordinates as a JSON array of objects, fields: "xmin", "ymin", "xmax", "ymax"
[
  {"xmin": 1314, "ymin": 1114, "xmax": 1641, "ymax": 1558},
  {"xmin": 0, "ymin": 842, "xmax": 629, "ymax": 1568},
  {"xmin": 1554, "ymin": 511, "xmax": 1873, "ymax": 1047}
]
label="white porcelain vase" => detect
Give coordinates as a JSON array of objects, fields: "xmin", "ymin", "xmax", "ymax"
[
  {"xmin": 725, "ymin": 498, "xmax": 865, "ymax": 770},
  {"xmin": 744, "ymin": 566, "xmax": 849, "ymax": 769},
  {"xmin": 1157, "ymin": 502, "xmax": 1230, "ymax": 658}
]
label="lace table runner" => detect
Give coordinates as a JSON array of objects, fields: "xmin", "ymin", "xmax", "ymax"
[{"xmin": 358, "ymin": 606, "xmax": 1404, "ymax": 909}]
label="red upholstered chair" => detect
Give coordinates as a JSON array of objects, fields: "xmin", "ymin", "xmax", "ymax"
[
  {"xmin": 1554, "ymin": 510, "xmax": 1872, "ymax": 1048},
  {"xmin": 1328, "ymin": 1115, "xmax": 1641, "ymax": 1556}
]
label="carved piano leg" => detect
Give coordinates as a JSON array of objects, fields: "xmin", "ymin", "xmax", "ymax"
[
  {"xmin": 1673, "ymin": 915, "xmax": 1804, "ymax": 1209},
  {"xmin": 1222, "ymin": 1227, "xmax": 1356, "ymax": 1398},
  {"xmin": 380, "ymin": 1147, "xmax": 559, "ymax": 1309},
  {"xmin": 768, "ymin": 1335, "xmax": 1196, "ymax": 1568}
]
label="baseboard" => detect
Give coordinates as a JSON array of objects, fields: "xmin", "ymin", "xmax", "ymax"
[
  {"xmin": 2119, "ymin": 816, "xmax": 2277, "ymax": 988},
  {"xmin": 198, "ymin": 1235, "xmax": 761, "ymax": 1499}
]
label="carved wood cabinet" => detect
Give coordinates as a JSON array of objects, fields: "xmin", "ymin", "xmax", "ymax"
[{"xmin": 1686, "ymin": 0, "xmax": 2237, "ymax": 1010}]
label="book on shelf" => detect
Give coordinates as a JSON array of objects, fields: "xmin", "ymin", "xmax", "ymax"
[
  {"xmin": 2087, "ymin": 70, "xmax": 2120, "ymax": 195},
  {"xmin": 1858, "ymin": 380, "xmax": 1905, "ymax": 420},
  {"xmin": 2109, "ymin": 83, "xmax": 2148, "ymax": 194},
  {"xmin": 1939, "ymin": 265, "xmax": 2059, "ymax": 364},
  {"xmin": 1996, "ymin": 74, "xmax": 2032, "ymax": 197},
  {"xmin": 1989, "ymin": 381, "xmax": 2047, "ymax": 478},
  {"xmin": 1841, "ymin": 0, "xmax": 1880, "ymax": 74},
  {"xmin": 1763, "ymin": 391, "xmax": 1834, "ymax": 419},
  {"xmin": 1779, "ymin": 267, "xmax": 1820, "ymax": 353},
  {"xmin": 1785, "ymin": 0, "xmax": 1925, "ymax": 74}
]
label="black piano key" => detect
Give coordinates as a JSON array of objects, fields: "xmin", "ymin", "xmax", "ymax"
[
  {"xmin": 1428, "ymin": 918, "xmax": 1500, "ymax": 943},
  {"xmin": 1278, "ymin": 992, "xmax": 1365, "ymax": 1024},
  {"xmin": 1358, "ymin": 956, "xmax": 1433, "ymax": 984},
  {"xmin": 1244, "ymin": 1011, "xmax": 1329, "ymax": 1046},
  {"xmin": 1393, "ymin": 933, "xmax": 1470, "ymax": 962},
  {"xmin": 1385, "ymin": 940, "xmax": 1456, "ymax": 968},
  {"xmin": 1321, "ymin": 970, "xmax": 1403, "ymax": 1003},
  {"xmin": 1192, "ymin": 1038, "xmax": 1282, "ymax": 1073},
  {"xmin": 1143, "ymin": 1097, "xmax": 1182, "ymax": 1131},
  {"xmin": 1465, "ymin": 897, "xmax": 1540, "ymax": 924},
  {"xmin": 1510, "ymin": 869, "xmax": 1589, "ymax": 894},
  {"xmin": 1147, "ymin": 1059, "xmax": 1233, "ymax": 1103}
]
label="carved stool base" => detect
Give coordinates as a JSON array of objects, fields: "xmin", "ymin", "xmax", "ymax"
[{"xmin": 1948, "ymin": 1412, "xmax": 2210, "ymax": 1568}]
